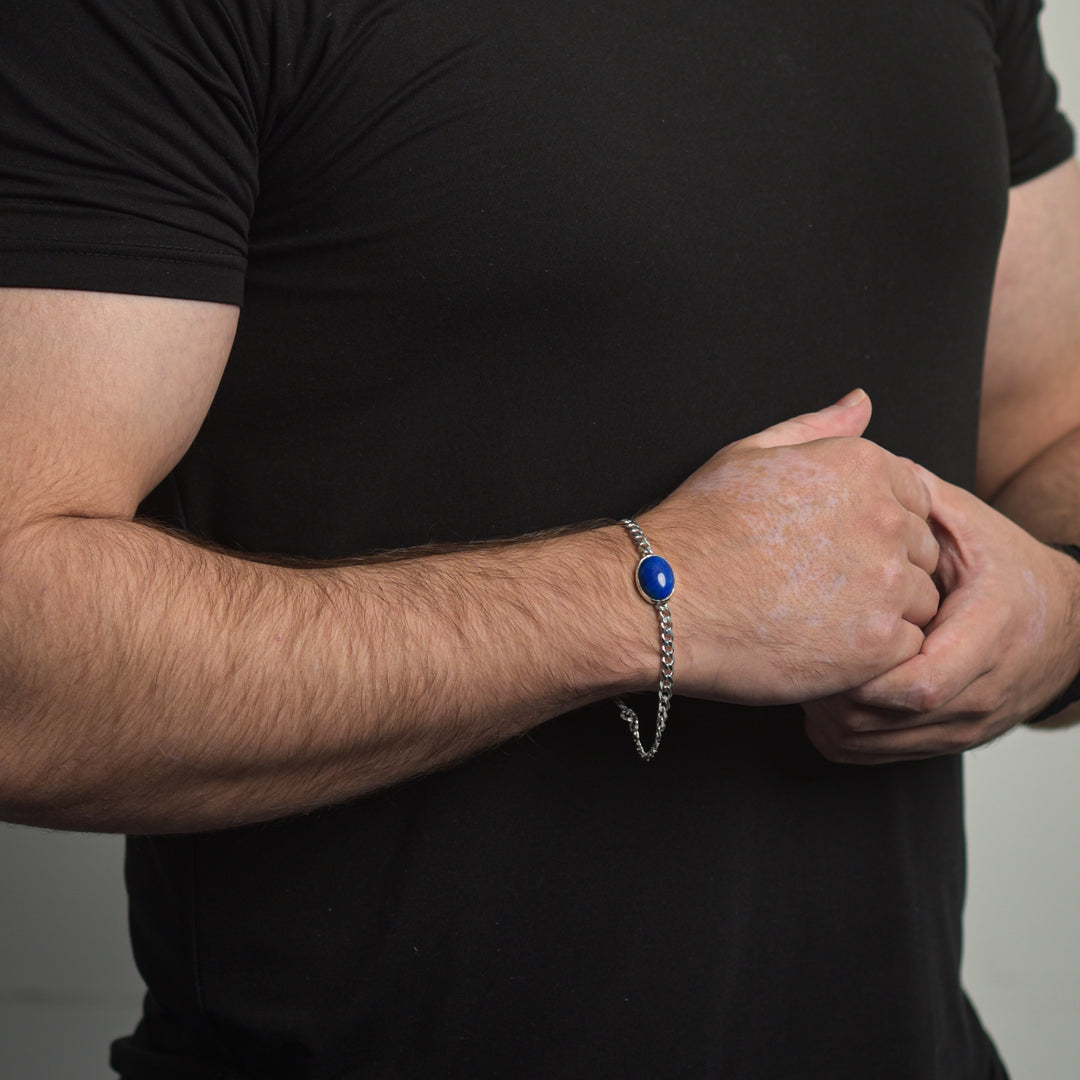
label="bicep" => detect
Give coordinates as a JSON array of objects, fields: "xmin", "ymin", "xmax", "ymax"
[
  {"xmin": 0, "ymin": 288, "xmax": 236, "ymax": 533},
  {"xmin": 977, "ymin": 157, "xmax": 1080, "ymax": 500}
]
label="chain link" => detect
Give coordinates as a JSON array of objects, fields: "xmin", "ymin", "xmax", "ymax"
[{"xmin": 615, "ymin": 518, "xmax": 673, "ymax": 761}]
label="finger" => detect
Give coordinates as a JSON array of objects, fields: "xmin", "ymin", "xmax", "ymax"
[
  {"xmin": 805, "ymin": 691, "xmax": 954, "ymax": 737},
  {"xmin": 848, "ymin": 591, "xmax": 989, "ymax": 713},
  {"xmin": 738, "ymin": 388, "xmax": 871, "ymax": 450},
  {"xmin": 913, "ymin": 465, "xmax": 997, "ymax": 594},
  {"xmin": 872, "ymin": 616, "xmax": 927, "ymax": 678},
  {"xmin": 804, "ymin": 707, "xmax": 974, "ymax": 765},
  {"xmin": 802, "ymin": 704, "xmax": 914, "ymax": 765},
  {"xmin": 902, "ymin": 509, "xmax": 940, "ymax": 578},
  {"xmin": 887, "ymin": 455, "xmax": 932, "ymax": 521},
  {"xmin": 803, "ymin": 698, "xmax": 964, "ymax": 764},
  {"xmin": 901, "ymin": 564, "xmax": 940, "ymax": 629},
  {"xmin": 912, "ymin": 462, "xmax": 979, "ymax": 537}
]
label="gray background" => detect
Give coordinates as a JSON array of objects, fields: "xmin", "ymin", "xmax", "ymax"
[{"xmin": 2, "ymin": 4, "xmax": 1080, "ymax": 1076}]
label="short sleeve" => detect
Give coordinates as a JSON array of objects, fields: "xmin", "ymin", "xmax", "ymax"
[
  {"xmin": 992, "ymin": 0, "xmax": 1075, "ymax": 185},
  {"xmin": 0, "ymin": 0, "xmax": 258, "ymax": 305}
]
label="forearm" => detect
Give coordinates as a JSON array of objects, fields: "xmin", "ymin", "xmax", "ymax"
[
  {"xmin": 990, "ymin": 424, "xmax": 1080, "ymax": 543},
  {"xmin": 0, "ymin": 516, "xmax": 650, "ymax": 833},
  {"xmin": 0, "ymin": 390, "xmax": 947, "ymax": 825},
  {"xmin": 988, "ymin": 425, "xmax": 1080, "ymax": 727}
]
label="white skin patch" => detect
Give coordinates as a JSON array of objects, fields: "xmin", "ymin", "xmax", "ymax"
[{"xmin": 1021, "ymin": 567, "xmax": 1048, "ymax": 648}]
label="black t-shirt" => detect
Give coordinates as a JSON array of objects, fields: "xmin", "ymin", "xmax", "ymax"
[{"xmin": 0, "ymin": 1, "xmax": 1074, "ymax": 1077}]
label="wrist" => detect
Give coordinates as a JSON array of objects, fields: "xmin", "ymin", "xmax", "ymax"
[
  {"xmin": 1029, "ymin": 543, "xmax": 1080, "ymax": 723},
  {"xmin": 571, "ymin": 524, "xmax": 661, "ymax": 697},
  {"xmin": 610, "ymin": 519, "xmax": 676, "ymax": 760}
]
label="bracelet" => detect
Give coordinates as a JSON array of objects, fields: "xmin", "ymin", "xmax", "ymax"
[
  {"xmin": 614, "ymin": 519, "xmax": 675, "ymax": 761},
  {"xmin": 1029, "ymin": 543, "xmax": 1080, "ymax": 723}
]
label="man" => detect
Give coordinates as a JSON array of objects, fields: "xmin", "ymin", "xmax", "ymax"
[{"xmin": 0, "ymin": 0, "xmax": 1077, "ymax": 1076}]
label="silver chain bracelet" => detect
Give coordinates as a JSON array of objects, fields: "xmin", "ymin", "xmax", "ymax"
[{"xmin": 615, "ymin": 518, "xmax": 674, "ymax": 761}]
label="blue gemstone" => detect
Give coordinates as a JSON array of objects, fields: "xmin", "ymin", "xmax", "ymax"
[{"xmin": 636, "ymin": 554, "xmax": 674, "ymax": 603}]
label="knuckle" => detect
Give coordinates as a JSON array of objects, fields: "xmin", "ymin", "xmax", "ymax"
[
  {"xmin": 847, "ymin": 437, "xmax": 876, "ymax": 464},
  {"xmin": 906, "ymin": 676, "xmax": 946, "ymax": 713},
  {"xmin": 859, "ymin": 610, "xmax": 901, "ymax": 660},
  {"xmin": 874, "ymin": 498, "xmax": 907, "ymax": 534},
  {"xmin": 877, "ymin": 555, "xmax": 907, "ymax": 595},
  {"xmin": 825, "ymin": 704, "xmax": 868, "ymax": 738},
  {"xmin": 836, "ymin": 709, "xmax": 873, "ymax": 734}
]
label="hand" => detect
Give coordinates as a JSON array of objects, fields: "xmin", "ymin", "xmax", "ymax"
[
  {"xmin": 640, "ymin": 390, "xmax": 940, "ymax": 705},
  {"xmin": 803, "ymin": 467, "xmax": 1080, "ymax": 764}
]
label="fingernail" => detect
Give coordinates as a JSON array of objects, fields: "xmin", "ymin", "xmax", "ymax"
[{"xmin": 829, "ymin": 388, "xmax": 866, "ymax": 410}]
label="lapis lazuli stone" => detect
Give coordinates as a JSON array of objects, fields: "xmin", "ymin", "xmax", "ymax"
[{"xmin": 636, "ymin": 554, "xmax": 674, "ymax": 603}]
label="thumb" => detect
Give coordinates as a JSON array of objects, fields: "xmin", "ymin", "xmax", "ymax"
[
  {"xmin": 911, "ymin": 462, "xmax": 974, "ymax": 531},
  {"xmin": 912, "ymin": 462, "xmax": 989, "ymax": 543},
  {"xmin": 740, "ymin": 388, "xmax": 871, "ymax": 450}
]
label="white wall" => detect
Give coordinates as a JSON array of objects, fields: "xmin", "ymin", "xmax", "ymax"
[
  {"xmin": 0, "ymin": 826, "xmax": 140, "ymax": 1076},
  {"xmin": 2, "ymin": 4, "xmax": 1080, "ymax": 1078}
]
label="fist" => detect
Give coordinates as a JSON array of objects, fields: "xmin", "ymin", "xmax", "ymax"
[{"xmin": 641, "ymin": 391, "xmax": 940, "ymax": 705}]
